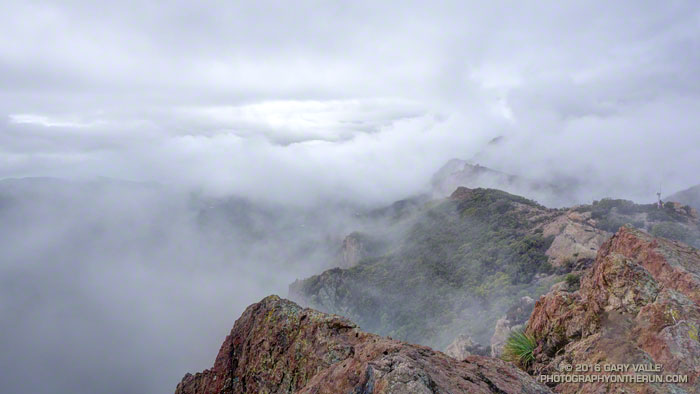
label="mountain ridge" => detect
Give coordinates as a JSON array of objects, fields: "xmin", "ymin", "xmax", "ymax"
[{"xmin": 289, "ymin": 187, "xmax": 700, "ymax": 353}]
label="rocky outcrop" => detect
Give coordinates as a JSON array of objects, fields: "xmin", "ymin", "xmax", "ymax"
[
  {"xmin": 175, "ymin": 295, "xmax": 552, "ymax": 394},
  {"xmin": 666, "ymin": 201, "xmax": 699, "ymax": 219},
  {"xmin": 432, "ymin": 160, "xmax": 516, "ymax": 198},
  {"xmin": 445, "ymin": 334, "xmax": 490, "ymax": 359},
  {"xmin": 448, "ymin": 186, "xmax": 476, "ymax": 200},
  {"xmin": 541, "ymin": 209, "xmax": 609, "ymax": 268},
  {"xmin": 490, "ymin": 316, "xmax": 516, "ymax": 359},
  {"xmin": 339, "ymin": 232, "xmax": 368, "ymax": 268},
  {"xmin": 490, "ymin": 296, "xmax": 536, "ymax": 357},
  {"xmin": 525, "ymin": 226, "xmax": 700, "ymax": 393},
  {"xmin": 333, "ymin": 232, "xmax": 388, "ymax": 269}
]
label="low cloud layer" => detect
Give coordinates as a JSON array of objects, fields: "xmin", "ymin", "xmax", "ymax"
[{"xmin": 2, "ymin": 1, "xmax": 698, "ymax": 205}]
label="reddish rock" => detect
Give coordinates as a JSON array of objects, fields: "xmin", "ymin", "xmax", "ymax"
[
  {"xmin": 175, "ymin": 295, "xmax": 552, "ymax": 394},
  {"xmin": 598, "ymin": 226, "xmax": 700, "ymax": 305},
  {"xmin": 526, "ymin": 226, "xmax": 700, "ymax": 393}
]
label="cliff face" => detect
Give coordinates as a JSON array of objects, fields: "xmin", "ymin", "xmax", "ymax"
[
  {"xmin": 175, "ymin": 296, "xmax": 551, "ymax": 394},
  {"xmin": 339, "ymin": 232, "xmax": 367, "ymax": 268},
  {"xmin": 526, "ymin": 226, "xmax": 700, "ymax": 393},
  {"xmin": 336, "ymin": 232, "xmax": 387, "ymax": 269}
]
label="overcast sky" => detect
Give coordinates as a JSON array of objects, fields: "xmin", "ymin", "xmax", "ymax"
[{"xmin": 2, "ymin": 0, "xmax": 699, "ymax": 204}]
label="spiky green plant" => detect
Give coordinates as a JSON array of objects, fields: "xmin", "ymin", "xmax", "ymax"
[{"xmin": 502, "ymin": 329, "xmax": 537, "ymax": 368}]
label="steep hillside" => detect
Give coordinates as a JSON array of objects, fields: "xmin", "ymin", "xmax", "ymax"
[
  {"xmin": 174, "ymin": 296, "xmax": 551, "ymax": 394},
  {"xmin": 525, "ymin": 226, "xmax": 700, "ymax": 393},
  {"xmin": 291, "ymin": 188, "xmax": 561, "ymax": 349},
  {"xmin": 669, "ymin": 184, "xmax": 700, "ymax": 211},
  {"xmin": 290, "ymin": 188, "xmax": 700, "ymax": 353}
]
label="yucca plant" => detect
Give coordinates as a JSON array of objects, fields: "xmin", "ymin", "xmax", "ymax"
[{"xmin": 502, "ymin": 329, "xmax": 537, "ymax": 368}]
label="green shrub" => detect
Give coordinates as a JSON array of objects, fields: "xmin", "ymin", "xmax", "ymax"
[
  {"xmin": 596, "ymin": 216, "xmax": 629, "ymax": 233},
  {"xmin": 650, "ymin": 222, "xmax": 689, "ymax": 244},
  {"xmin": 590, "ymin": 198, "xmax": 640, "ymax": 219},
  {"xmin": 502, "ymin": 329, "xmax": 537, "ymax": 368},
  {"xmin": 564, "ymin": 273, "xmax": 580, "ymax": 290}
]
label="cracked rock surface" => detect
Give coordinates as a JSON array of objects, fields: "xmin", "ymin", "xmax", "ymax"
[
  {"xmin": 175, "ymin": 295, "xmax": 551, "ymax": 394},
  {"xmin": 527, "ymin": 226, "xmax": 700, "ymax": 393}
]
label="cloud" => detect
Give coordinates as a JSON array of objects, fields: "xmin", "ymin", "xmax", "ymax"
[
  {"xmin": 9, "ymin": 113, "xmax": 104, "ymax": 128},
  {"xmin": 175, "ymin": 98, "xmax": 426, "ymax": 144},
  {"xmin": 2, "ymin": 1, "xmax": 698, "ymax": 205}
]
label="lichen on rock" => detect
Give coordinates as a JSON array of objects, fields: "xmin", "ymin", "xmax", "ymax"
[
  {"xmin": 175, "ymin": 295, "xmax": 552, "ymax": 394},
  {"xmin": 526, "ymin": 226, "xmax": 700, "ymax": 393}
]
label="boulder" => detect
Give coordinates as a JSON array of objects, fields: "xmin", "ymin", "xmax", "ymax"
[{"xmin": 445, "ymin": 334, "xmax": 490, "ymax": 359}]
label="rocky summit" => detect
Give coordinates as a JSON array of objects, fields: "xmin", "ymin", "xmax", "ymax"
[
  {"xmin": 526, "ymin": 226, "xmax": 700, "ymax": 393},
  {"xmin": 174, "ymin": 295, "xmax": 551, "ymax": 394}
]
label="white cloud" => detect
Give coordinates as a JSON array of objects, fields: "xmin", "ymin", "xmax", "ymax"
[
  {"xmin": 0, "ymin": 0, "xmax": 698, "ymax": 204},
  {"xmin": 9, "ymin": 113, "xmax": 102, "ymax": 129},
  {"xmin": 178, "ymin": 98, "xmax": 426, "ymax": 144}
]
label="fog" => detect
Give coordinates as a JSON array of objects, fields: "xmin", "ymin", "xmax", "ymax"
[
  {"xmin": 2, "ymin": 1, "xmax": 699, "ymax": 204},
  {"xmin": 0, "ymin": 178, "xmax": 375, "ymax": 393},
  {"xmin": 1, "ymin": 1, "xmax": 699, "ymax": 393}
]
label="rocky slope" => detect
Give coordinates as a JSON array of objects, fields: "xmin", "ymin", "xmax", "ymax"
[
  {"xmin": 174, "ymin": 295, "xmax": 551, "ymax": 394},
  {"xmin": 525, "ymin": 226, "xmax": 700, "ymax": 393},
  {"xmin": 290, "ymin": 188, "xmax": 700, "ymax": 354}
]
